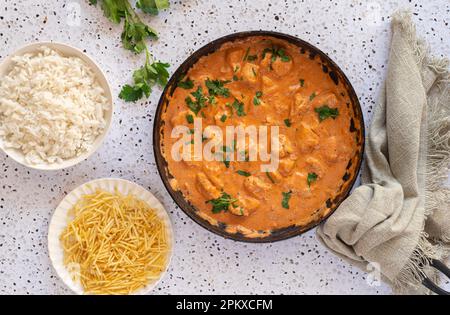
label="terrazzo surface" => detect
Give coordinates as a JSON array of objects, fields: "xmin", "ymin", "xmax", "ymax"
[{"xmin": 0, "ymin": 0, "xmax": 449, "ymax": 295}]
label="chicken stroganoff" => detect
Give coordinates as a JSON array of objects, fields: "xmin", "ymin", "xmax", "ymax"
[{"xmin": 160, "ymin": 36, "xmax": 361, "ymax": 238}]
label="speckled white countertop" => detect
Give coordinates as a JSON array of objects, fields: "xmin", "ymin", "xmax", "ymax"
[{"xmin": 0, "ymin": 0, "xmax": 449, "ymax": 295}]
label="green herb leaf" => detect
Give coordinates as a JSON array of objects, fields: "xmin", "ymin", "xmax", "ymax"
[
  {"xmin": 307, "ymin": 172, "xmax": 318, "ymax": 187},
  {"xmin": 309, "ymin": 92, "xmax": 317, "ymax": 101},
  {"xmin": 232, "ymin": 99, "xmax": 246, "ymax": 116},
  {"xmin": 220, "ymin": 114, "xmax": 227, "ymax": 122},
  {"xmin": 136, "ymin": 0, "xmax": 170, "ymax": 15},
  {"xmin": 118, "ymin": 84, "xmax": 144, "ymax": 102},
  {"xmin": 119, "ymin": 58, "xmax": 170, "ymax": 102},
  {"xmin": 243, "ymin": 47, "xmax": 250, "ymax": 61},
  {"xmin": 299, "ymin": 79, "xmax": 305, "ymax": 87},
  {"xmin": 265, "ymin": 172, "xmax": 275, "ymax": 183},
  {"xmin": 281, "ymin": 190, "xmax": 292, "ymax": 209},
  {"xmin": 314, "ymin": 105, "xmax": 339, "ymax": 122},
  {"xmin": 178, "ymin": 77, "xmax": 194, "ymax": 89},
  {"xmin": 205, "ymin": 79, "xmax": 231, "ymax": 97},
  {"xmin": 262, "ymin": 46, "xmax": 291, "ymax": 66},
  {"xmin": 247, "ymin": 54, "xmax": 257, "ymax": 61},
  {"xmin": 185, "ymin": 86, "xmax": 207, "ymax": 115},
  {"xmin": 186, "ymin": 114, "xmax": 194, "ymax": 124},
  {"xmin": 253, "ymin": 91, "xmax": 262, "ymax": 105},
  {"xmin": 206, "ymin": 192, "xmax": 238, "ymax": 214},
  {"xmin": 284, "ymin": 118, "xmax": 292, "ymax": 127},
  {"xmin": 236, "ymin": 170, "xmax": 251, "ymax": 177}
]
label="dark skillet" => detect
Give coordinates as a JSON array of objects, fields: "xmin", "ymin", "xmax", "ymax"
[{"xmin": 153, "ymin": 31, "xmax": 365, "ymax": 243}]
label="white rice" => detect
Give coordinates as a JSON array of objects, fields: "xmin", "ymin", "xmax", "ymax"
[{"xmin": 0, "ymin": 46, "xmax": 109, "ymax": 165}]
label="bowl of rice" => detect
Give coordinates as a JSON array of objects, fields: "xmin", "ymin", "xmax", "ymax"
[{"xmin": 0, "ymin": 42, "xmax": 113, "ymax": 170}]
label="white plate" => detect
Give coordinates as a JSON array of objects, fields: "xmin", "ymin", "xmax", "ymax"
[
  {"xmin": 0, "ymin": 42, "xmax": 113, "ymax": 170},
  {"xmin": 48, "ymin": 178, "xmax": 174, "ymax": 295}
]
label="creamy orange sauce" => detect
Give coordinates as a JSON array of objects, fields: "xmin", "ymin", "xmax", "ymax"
[{"xmin": 161, "ymin": 36, "xmax": 358, "ymax": 233}]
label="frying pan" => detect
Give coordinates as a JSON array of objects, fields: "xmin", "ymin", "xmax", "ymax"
[{"xmin": 153, "ymin": 31, "xmax": 365, "ymax": 242}]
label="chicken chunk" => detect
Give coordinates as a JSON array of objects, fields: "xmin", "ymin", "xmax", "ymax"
[
  {"xmin": 305, "ymin": 156, "xmax": 324, "ymax": 177},
  {"xmin": 241, "ymin": 63, "xmax": 259, "ymax": 83},
  {"xmin": 262, "ymin": 76, "xmax": 278, "ymax": 94},
  {"xmin": 196, "ymin": 172, "xmax": 221, "ymax": 199},
  {"xmin": 203, "ymin": 162, "xmax": 224, "ymax": 188},
  {"xmin": 171, "ymin": 110, "xmax": 195, "ymax": 127},
  {"xmin": 278, "ymin": 134, "xmax": 294, "ymax": 158},
  {"xmin": 226, "ymin": 48, "xmax": 244, "ymax": 73},
  {"xmin": 272, "ymin": 58, "xmax": 293, "ymax": 76},
  {"xmin": 279, "ymin": 158, "xmax": 296, "ymax": 177},
  {"xmin": 297, "ymin": 122, "xmax": 319, "ymax": 153},
  {"xmin": 244, "ymin": 176, "xmax": 272, "ymax": 196},
  {"xmin": 321, "ymin": 136, "xmax": 352, "ymax": 163},
  {"xmin": 311, "ymin": 91, "xmax": 339, "ymax": 108},
  {"xmin": 290, "ymin": 93, "xmax": 308, "ymax": 118},
  {"xmin": 232, "ymin": 195, "xmax": 260, "ymax": 216}
]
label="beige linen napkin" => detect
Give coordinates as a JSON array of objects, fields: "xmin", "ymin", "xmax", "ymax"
[{"xmin": 317, "ymin": 11, "xmax": 450, "ymax": 293}]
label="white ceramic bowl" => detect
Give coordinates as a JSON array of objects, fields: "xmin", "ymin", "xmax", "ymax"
[
  {"xmin": 0, "ymin": 42, "xmax": 113, "ymax": 170},
  {"xmin": 48, "ymin": 178, "xmax": 174, "ymax": 295}
]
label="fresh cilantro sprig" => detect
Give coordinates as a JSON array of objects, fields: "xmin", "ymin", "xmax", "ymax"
[
  {"xmin": 206, "ymin": 192, "xmax": 238, "ymax": 214},
  {"xmin": 89, "ymin": 0, "xmax": 170, "ymax": 102},
  {"xmin": 119, "ymin": 49, "xmax": 170, "ymax": 102}
]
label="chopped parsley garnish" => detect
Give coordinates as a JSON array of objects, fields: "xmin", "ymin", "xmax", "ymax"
[
  {"xmin": 232, "ymin": 99, "xmax": 246, "ymax": 116},
  {"xmin": 205, "ymin": 79, "xmax": 230, "ymax": 97},
  {"xmin": 299, "ymin": 79, "xmax": 305, "ymax": 87},
  {"xmin": 186, "ymin": 114, "xmax": 194, "ymax": 124},
  {"xmin": 178, "ymin": 77, "xmax": 194, "ymax": 89},
  {"xmin": 91, "ymin": 0, "xmax": 170, "ymax": 102},
  {"xmin": 185, "ymin": 86, "xmax": 207, "ymax": 115},
  {"xmin": 243, "ymin": 47, "xmax": 250, "ymax": 61},
  {"xmin": 265, "ymin": 172, "xmax": 275, "ymax": 183},
  {"xmin": 262, "ymin": 46, "xmax": 291, "ymax": 68},
  {"xmin": 253, "ymin": 91, "xmax": 263, "ymax": 105},
  {"xmin": 284, "ymin": 118, "xmax": 292, "ymax": 127},
  {"xmin": 208, "ymin": 95, "xmax": 217, "ymax": 105},
  {"xmin": 281, "ymin": 190, "xmax": 292, "ymax": 209},
  {"xmin": 314, "ymin": 105, "xmax": 339, "ymax": 122},
  {"xmin": 309, "ymin": 92, "xmax": 317, "ymax": 101},
  {"xmin": 236, "ymin": 170, "xmax": 251, "ymax": 177},
  {"xmin": 247, "ymin": 54, "xmax": 257, "ymax": 61},
  {"xmin": 220, "ymin": 114, "xmax": 227, "ymax": 122},
  {"xmin": 233, "ymin": 65, "xmax": 240, "ymax": 73},
  {"xmin": 252, "ymin": 67, "xmax": 257, "ymax": 77},
  {"xmin": 223, "ymin": 160, "xmax": 230, "ymax": 168},
  {"xmin": 232, "ymin": 75, "xmax": 239, "ymax": 81},
  {"xmin": 206, "ymin": 192, "xmax": 238, "ymax": 214},
  {"xmin": 307, "ymin": 172, "xmax": 318, "ymax": 187}
]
